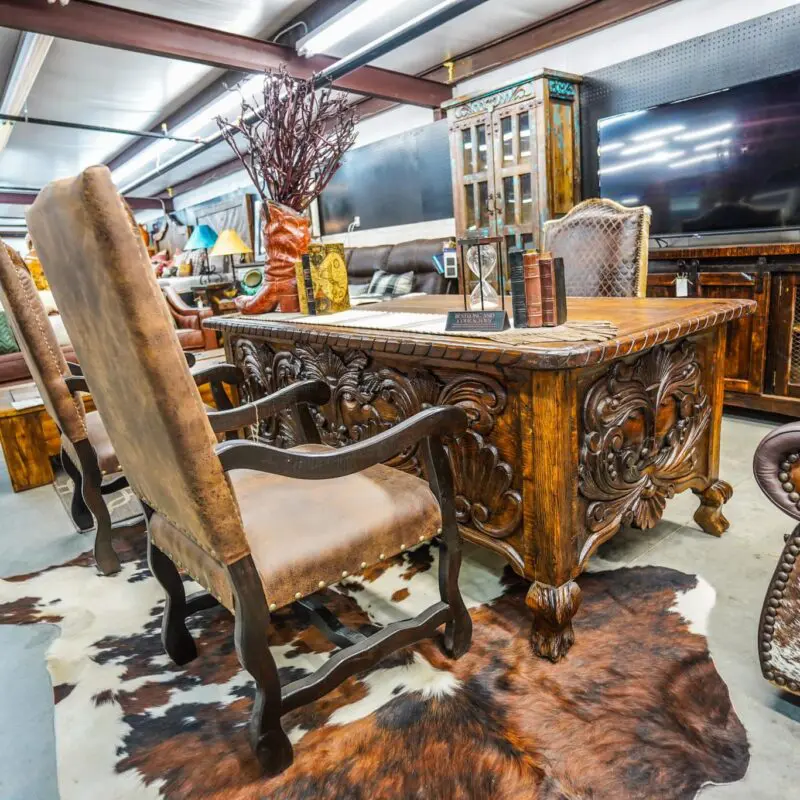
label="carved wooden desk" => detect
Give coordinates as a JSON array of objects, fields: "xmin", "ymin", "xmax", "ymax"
[{"xmin": 207, "ymin": 296, "xmax": 755, "ymax": 661}]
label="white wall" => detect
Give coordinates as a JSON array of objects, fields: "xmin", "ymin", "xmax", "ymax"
[
  {"xmin": 320, "ymin": 218, "xmax": 455, "ymax": 248},
  {"xmin": 456, "ymin": 0, "xmax": 800, "ymax": 96}
]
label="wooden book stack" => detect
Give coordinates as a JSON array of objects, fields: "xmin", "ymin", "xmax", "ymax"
[{"xmin": 512, "ymin": 250, "xmax": 567, "ymax": 328}]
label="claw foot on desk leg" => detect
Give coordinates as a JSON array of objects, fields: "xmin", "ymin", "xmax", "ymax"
[
  {"xmin": 525, "ymin": 580, "xmax": 582, "ymax": 662},
  {"xmin": 693, "ymin": 479, "xmax": 733, "ymax": 537}
]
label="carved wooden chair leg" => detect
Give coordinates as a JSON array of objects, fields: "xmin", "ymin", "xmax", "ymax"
[
  {"xmin": 147, "ymin": 532, "xmax": 198, "ymax": 666},
  {"xmin": 230, "ymin": 556, "xmax": 294, "ymax": 776},
  {"xmin": 60, "ymin": 446, "xmax": 93, "ymax": 532},
  {"xmin": 422, "ymin": 437, "xmax": 472, "ymax": 658},
  {"xmin": 70, "ymin": 440, "xmax": 121, "ymax": 575}
]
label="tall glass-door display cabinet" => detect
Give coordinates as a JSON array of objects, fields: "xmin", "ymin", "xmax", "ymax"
[{"xmin": 443, "ymin": 69, "xmax": 582, "ymax": 288}]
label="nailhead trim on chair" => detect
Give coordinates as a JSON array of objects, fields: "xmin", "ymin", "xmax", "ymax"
[
  {"xmin": 760, "ymin": 457, "xmax": 800, "ymax": 693},
  {"xmin": 265, "ymin": 526, "xmax": 445, "ymax": 616}
]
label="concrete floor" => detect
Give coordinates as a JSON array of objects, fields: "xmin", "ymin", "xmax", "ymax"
[{"xmin": 0, "ymin": 414, "xmax": 799, "ymax": 799}]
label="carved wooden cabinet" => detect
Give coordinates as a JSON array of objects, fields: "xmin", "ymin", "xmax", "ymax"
[
  {"xmin": 648, "ymin": 244, "xmax": 800, "ymax": 415},
  {"xmin": 443, "ymin": 69, "xmax": 582, "ymax": 267}
]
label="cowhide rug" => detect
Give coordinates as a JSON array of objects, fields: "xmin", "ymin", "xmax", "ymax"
[{"xmin": 0, "ymin": 537, "xmax": 748, "ymax": 799}]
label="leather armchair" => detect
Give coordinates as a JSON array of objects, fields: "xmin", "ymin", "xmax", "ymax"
[
  {"xmin": 753, "ymin": 422, "xmax": 800, "ymax": 696},
  {"xmin": 162, "ymin": 285, "xmax": 217, "ymax": 351}
]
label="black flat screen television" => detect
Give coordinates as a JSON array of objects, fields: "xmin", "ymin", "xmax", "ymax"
[{"xmin": 597, "ymin": 69, "xmax": 800, "ymax": 236}]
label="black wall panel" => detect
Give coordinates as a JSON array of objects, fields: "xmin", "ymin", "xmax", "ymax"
[
  {"xmin": 319, "ymin": 119, "xmax": 454, "ymax": 235},
  {"xmin": 581, "ymin": 5, "xmax": 800, "ymax": 198}
]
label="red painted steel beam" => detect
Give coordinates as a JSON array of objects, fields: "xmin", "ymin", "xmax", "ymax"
[
  {"xmin": 0, "ymin": 192, "xmax": 166, "ymax": 210},
  {"xmin": 0, "ymin": 0, "xmax": 451, "ymax": 108}
]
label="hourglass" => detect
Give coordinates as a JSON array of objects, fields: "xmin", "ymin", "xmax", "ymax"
[{"xmin": 457, "ymin": 236, "xmax": 506, "ymax": 312}]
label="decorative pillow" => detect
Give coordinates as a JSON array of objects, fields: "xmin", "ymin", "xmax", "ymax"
[
  {"xmin": 0, "ymin": 311, "xmax": 20, "ymax": 355},
  {"xmin": 367, "ymin": 269, "xmax": 415, "ymax": 298},
  {"xmin": 37, "ymin": 289, "xmax": 59, "ymax": 315},
  {"xmin": 348, "ymin": 283, "xmax": 370, "ymax": 299}
]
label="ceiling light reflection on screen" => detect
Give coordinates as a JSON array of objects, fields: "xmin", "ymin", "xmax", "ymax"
[
  {"xmin": 668, "ymin": 152, "xmax": 729, "ymax": 169},
  {"xmin": 631, "ymin": 124, "xmax": 685, "ymax": 141},
  {"xmin": 673, "ymin": 122, "xmax": 734, "ymax": 141},
  {"xmin": 621, "ymin": 140, "xmax": 665, "ymax": 156},
  {"xmin": 598, "ymin": 150, "xmax": 685, "ymax": 175},
  {"xmin": 597, "ymin": 141, "xmax": 624, "ymax": 154},
  {"xmin": 694, "ymin": 137, "xmax": 732, "ymax": 151}
]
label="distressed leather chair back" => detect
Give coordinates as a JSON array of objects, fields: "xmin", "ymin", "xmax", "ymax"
[
  {"xmin": 542, "ymin": 198, "xmax": 652, "ymax": 298},
  {"xmin": 27, "ymin": 167, "xmax": 247, "ymax": 565},
  {"xmin": 0, "ymin": 241, "xmax": 88, "ymax": 445}
]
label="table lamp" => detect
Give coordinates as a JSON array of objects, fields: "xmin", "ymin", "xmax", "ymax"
[
  {"xmin": 209, "ymin": 228, "xmax": 253, "ymax": 277},
  {"xmin": 184, "ymin": 224, "xmax": 218, "ymax": 284}
]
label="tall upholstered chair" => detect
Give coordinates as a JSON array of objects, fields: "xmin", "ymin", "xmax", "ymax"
[
  {"xmin": 542, "ymin": 198, "xmax": 652, "ymax": 297},
  {"xmin": 753, "ymin": 423, "xmax": 800, "ymax": 696},
  {"xmin": 0, "ymin": 240, "xmax": 140, "ymax": 575},
  {"xmin": 27, "ymin": 166, "xmax": 472, "ymax": 775}
]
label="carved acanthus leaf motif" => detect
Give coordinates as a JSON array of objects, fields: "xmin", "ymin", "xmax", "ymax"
[
  {"xmin": 230, "ymin": 337, "xmax": 523, "ymax": 539},
  {"xmin": 579, "ymin": 342, "xmax": 711, "ymax": 536}
]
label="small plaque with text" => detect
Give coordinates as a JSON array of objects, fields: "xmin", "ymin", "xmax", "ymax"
[{"xmin": 445, "ymin": 310, "xmax": 510, "ymax": 333}]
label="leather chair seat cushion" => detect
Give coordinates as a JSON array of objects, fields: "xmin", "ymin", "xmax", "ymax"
[
  {"xmin": 176, "ymin": 328, "xmax": 204, "ymax": 350},
  {"xmin": 149, "ymin": 445, "xmax": 442, "ymax": 611},
  {"xmin": 84, "ymin": 411, "xmax": 122, "ymax": 475}
]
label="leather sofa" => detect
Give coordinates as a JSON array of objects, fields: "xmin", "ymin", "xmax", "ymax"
[
  {"xmin": 0, "ymin": 344, "xmax": 76, "ymax": 385},
  {"xmin": 345, "ymin": 238, "xmax": 454, "ymax": 294}
]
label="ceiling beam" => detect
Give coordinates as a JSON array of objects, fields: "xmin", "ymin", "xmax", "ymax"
[
  {"xmin": 108, "ymin": 0, "xmax": 354, "ymax": 173},
  {"xmin": 424, "ymin": 0, "xmax": 678, "ymax": 84},
  {"xmin": 0, "ymin": 0, "xmax": 450, "ymax": 108},
  {"xmin": 0, "ymin": 192, "xmax": 168, "ymax": 211}
]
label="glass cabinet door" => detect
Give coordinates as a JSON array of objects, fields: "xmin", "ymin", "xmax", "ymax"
[
  {"xmin": 491, "ymin": 104, "xmax": 538, "ymax": 255},
  {"xmin": 452, "ymin": 115, "xmax": 496, "ymax": 239}
]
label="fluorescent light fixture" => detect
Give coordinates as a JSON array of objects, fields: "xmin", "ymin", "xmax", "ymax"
[
  {"xmin": 694, "ymin": 137, "xmax": 732, "ymax": 151},
  {"xmin": 631, "ymin": 124, "xmax": 685, "ymax": 141},
  {"xmin": 620, "ymin": 139, "xmax": 665, "ymax": 156},
  {"xmin": 598, "ymin": 150, "xmax": 685, "ymax": 175},
  {"xmin": 597, "ymin": 141, "xmax": 624, "ymax": 154},
  {"xmin": 669, "ymin": 152, "xmax": 728, "ymax": 169},
  {"xmin": 297, "ymin": 0, "xmax": 407, "ymax": 57},
  {"xmin": 112, "ymin": 73, "xmax": 264, "ymax": 188},
  {"xmin": 673, "ymin": 121, "xmax": 734, "ymax": 141},
  {"xmin": 0, "ymin": 32, "xmax": 53, "ymax": 152},
  {"xmin": 619, "ymin": 196, "xmax": 640, "ymax": 205},
  {"xmin": 597, "ymin": 110, "xmax": 648, "ymax": 129}
]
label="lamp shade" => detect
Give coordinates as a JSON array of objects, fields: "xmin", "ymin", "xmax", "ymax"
[
  {"xmin": 184, "ymin": 224, "xmax": 218, "ymax": 251},
  {"xmin": 209, "ymin": 228, "xmax": 253, "ymax": 258}
]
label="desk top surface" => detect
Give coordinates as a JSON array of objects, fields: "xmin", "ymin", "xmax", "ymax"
[{"xmin": 207, "ymin": 295, "xmax": 755, "ymax": 371}]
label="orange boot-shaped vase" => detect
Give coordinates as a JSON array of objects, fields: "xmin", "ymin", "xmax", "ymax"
[{"xmin": 236, "ymin": 201, "xmax": 311, "ymax": 314}]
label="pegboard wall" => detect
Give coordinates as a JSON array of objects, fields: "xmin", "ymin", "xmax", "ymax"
[{"xmin": 581, "ymin": 4, "xmax": 800, "ymax": 196}]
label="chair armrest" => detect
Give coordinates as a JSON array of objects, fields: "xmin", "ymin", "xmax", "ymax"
[
  {"xmin": 214, "ymin": 405, "xmax": 468, "ymax": 477},
  {"xmin": 163, "ymin": 285, "xmax": 196, "ymax": 315},
  {"xmin": 753, "ymin": 421, "xmax": 800, "ymax": 522},
  {"xmin": 65, "ymin": 375, "xmax": 90, "ymax": 393},
  {"xmin": 191, "ymin": 363, "xmax": 243, "ymax": 388},
  {"xmin": 66, "ymin": 361, "xmax": 82, "ymax": 376},
  {"xmin": 207, "ymin": 380, "xmax": 330, "ymax": 434}
]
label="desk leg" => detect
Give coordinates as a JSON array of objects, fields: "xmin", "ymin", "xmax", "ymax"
[
  {"xmin": 693, "ymin": 326, "xmax": 733, "ymax": 537},
  {"xmin": 525, "ymin": 370, "xmax": 583, "ymax": 661},
  {"xmin": 0, "ymin": 411, "xmax": 54, "ymax": 492}
]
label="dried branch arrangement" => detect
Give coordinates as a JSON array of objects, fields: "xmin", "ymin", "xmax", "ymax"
[{"xmin": 216, "ymin": 66, "xmax": 358, "ymax": 213}]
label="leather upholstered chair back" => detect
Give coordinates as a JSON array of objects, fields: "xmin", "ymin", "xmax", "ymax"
[
  {"xmin": 27, "ymin": 166, "xmax": 248, "ymax": 566},
  {"xmin": 0, "ymin": 240, "xmax": 88, "ymax": 445},
  {"xmin": 542, "ymin": 198, "xmax": 652, "ymax": 298}
]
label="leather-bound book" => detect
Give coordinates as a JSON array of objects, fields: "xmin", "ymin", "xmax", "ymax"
[
  {"xmin": 523, "ymin": 251, "xmax": 543, "ymax": 327},
  {"xmin": 553, "ymin": 256, "xmax": 567, "ymax": 325},
  {"xmin": 300, "ymin": 253, "xmax": 317, "ymax": 315},
  {"xmin": 508, "ymin": 247, "xmax": 528, "ymax": 328},
  {"xmin": 538, "ymin": 252, "xmax": 563, "ymax": 327}
]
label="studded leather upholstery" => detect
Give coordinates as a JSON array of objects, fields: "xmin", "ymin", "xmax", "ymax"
[
  {"xmin": 0, "ymin": 241, "xmax": 88, "ymax": 444},
  {"xmin": 542, "ymin": 199, "xmax": 652, "ymax": 298}
]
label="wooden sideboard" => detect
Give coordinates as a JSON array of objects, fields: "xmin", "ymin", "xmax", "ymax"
[{"xmin": 648, "ymin": 244, "xmax": 800, "ymax": 416}]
